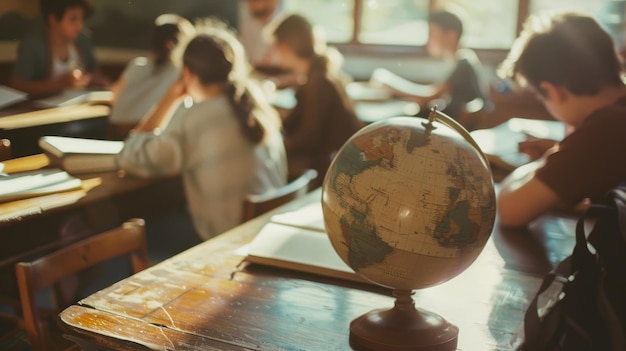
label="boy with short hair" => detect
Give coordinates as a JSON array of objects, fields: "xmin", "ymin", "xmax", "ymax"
[
  {"xmin": 377, "ymin": 10, "xmax": 490, "ymax": 120},
  {"xmin": 497, "ymin": 11, "xmax": 626, "ymax": 227},
  {"xmin": 11, "ymin": 0, "xmax": 99, "ymax": 97}
]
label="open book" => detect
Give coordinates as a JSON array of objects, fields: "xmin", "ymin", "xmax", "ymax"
[
  {"xmin": 0, "ymin": 168, "xmax": 82, "ymax": 203},
  {"xmin": 470, "ymin": 118, "xmax": 565, "ymax": 172},
  {"xmin": 243, "ymin": 203, "xmax": 373, "ymax": 285},
  {"xmin": 39, "ymin": 136, "xmax": 124, "ymax": 174}
]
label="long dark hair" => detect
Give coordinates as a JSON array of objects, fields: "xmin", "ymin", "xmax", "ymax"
[
  {"xmin": 270, "ymin": 13, "xmax": 342, "ymax": 76},
  {"xmin": 179, "ymin": 20, "xmax": 279, "ymax": 144},
  {"xmin": 153, "ymin": 14, "xmax": 193, "ymax": 69}
]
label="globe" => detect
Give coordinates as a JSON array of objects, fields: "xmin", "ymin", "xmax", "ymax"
[{"xmin": 321, "ymin": 109, "xmax": 496, "ymax": 350}]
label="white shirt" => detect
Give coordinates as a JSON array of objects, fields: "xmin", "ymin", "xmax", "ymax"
[
  {"xmin": 109, "ymin": 57, "xmax": 180, "ymax": 124},
  {"xmin": 51, "ymin": 44, "xmax": 82, "ymax": 78},
  {"xmin": 238, "ymin": 2, "xmax": 280, "ymax": 66},
  {"xmin": 117, "ymin": 96, "xmax": 288, "ymax": 240}
]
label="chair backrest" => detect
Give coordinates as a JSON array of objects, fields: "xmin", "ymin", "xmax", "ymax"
[
  {"xmin": 242, "ymin": 169, "xmax": 318, "ymax": 222},
  {"xmin": 0, "ymin": 138, "xmax": 11, "ymax": 161},
  {"xmin": 15, "ymin": 219, "xmax": 149, "ymax": 351}
]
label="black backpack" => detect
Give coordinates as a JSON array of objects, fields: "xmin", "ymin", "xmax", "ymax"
[{"xmin": 520, "ymin": 186, "xmax": 626, "ymax": 351}]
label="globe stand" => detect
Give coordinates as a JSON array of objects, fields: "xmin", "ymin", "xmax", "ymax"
[{"xmin": 349, "ymin": 289, "xmax": 458, "ymax": 351}]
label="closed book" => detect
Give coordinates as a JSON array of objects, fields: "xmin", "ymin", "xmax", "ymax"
[{"xmin": 39, "ymin": 136, "xmax": 124, "ymax": 174}]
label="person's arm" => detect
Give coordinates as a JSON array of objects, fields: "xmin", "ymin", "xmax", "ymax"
[
  {"xmin": 497, "ymin": 160, "xmax": 561, "ymax": 227},
  {"xmin": 109, "ymin": 77, "xmax": 125, "ymax": 104},
  {"xmin": 369, "ymin": 67, "xmax": 445, "ymax": 105},
  {"xmin": 9, "ymin": 73, "xmax": 78, "ymax": 97},
  {"xmin": 133, "ymin": 78, "xmax": 186, "ymax": 133},
  {"xmin": 283, "ymin": 76, "xmax": 329, "ymax": 154}
]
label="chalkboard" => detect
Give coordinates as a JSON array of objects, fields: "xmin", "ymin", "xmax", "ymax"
[{"xmin": 88, "ymin": 0, "xmax": 239, "ymax": 49}]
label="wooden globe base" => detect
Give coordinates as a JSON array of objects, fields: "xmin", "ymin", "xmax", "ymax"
[{"xmin": 349, "ymin": 290, "xmax": 458, "ymax": 351}]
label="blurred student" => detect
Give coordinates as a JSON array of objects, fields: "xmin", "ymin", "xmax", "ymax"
[
  {"xmin": 270, "ymin": 14, "xmax": 362, "ymax": 183},
  {"xmin": 108, "ymin": 14, "xmax": 193, "ymax": 138},
  {"xmin": 377, "ymin": 10, "xmax": 490, "ymax": 120},
  {"xmin": 11, "ymin": 0, "xmax": 105, "ymax": 97},
  {"xmin": 239, "ymin": 0, "xmax": 281, "ymax": 68},
  {"xmin": 117, "ymin": 19, "xmax": 288, "ymax": 241},
  {"xmin": 497, "ymin": 11, "xmax": 626, "ymax": 227}
]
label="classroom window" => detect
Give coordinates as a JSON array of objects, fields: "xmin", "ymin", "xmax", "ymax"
[
  {"xmin": 434, "ymin": 0, "xmax": 519, "ymax": 49},
  {"xmin": 282, "ymin": 0, "xmax": 354, "ymax": 43},
  {"xmin": 280, "ymin": 0, "xmax": 626, "ymax": 51},
  {"xmin": 359, "ymin": 0, "xmax": 429, "ymax": 46},
  {"xmin": 529, "ymin": 0, "xmax": 626, "ymax": 49}
]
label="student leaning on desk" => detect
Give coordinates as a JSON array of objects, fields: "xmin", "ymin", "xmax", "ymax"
[
  {"xmin": 9, "ymin": 0, "xmax": 108, "ymax": 98},
  {"xmin": 116, "ymin": 19, "xmax": 287, "ymax": 242},
  {"xmin": 107, "ymin": 14, "xmax": 194, "ymax": 138},
  {"xmin": 497, "ymin": 11, "xmax": 626, "ymax": 228}
]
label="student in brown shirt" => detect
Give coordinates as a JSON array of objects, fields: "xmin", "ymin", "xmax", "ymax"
[
  {"xmin": 497, "ymin": 11, "xmax": 626, "ymax": 227},
  {"xmin": 270, "ymin": 14, "xmax": 363, "ymax": 183}
]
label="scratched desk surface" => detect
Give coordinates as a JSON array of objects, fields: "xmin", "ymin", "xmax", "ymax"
[{"xmin": 59, "ymin": 189, "xmax": 577, "ymax": 351}]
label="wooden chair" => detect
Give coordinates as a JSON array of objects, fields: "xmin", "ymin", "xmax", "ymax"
[
  {"xmin": 15, "ymin": 219, "xmax": 149, "ymax": 351},
  {"xmin": 0, "ymin": 138, "xmax": 11, "ymax": 161},
  {"xmin": 242, "ymin": 169, "xmax": 318, "ymax": 222}
]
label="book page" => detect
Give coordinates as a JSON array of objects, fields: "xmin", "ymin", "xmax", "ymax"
[
  {"xmin": 269, "ymin": 202, "xmax": 326, "ymax": 232},
  {"xmin": 0, "ymin": 168, "xmax": 82, "ymax": 202},
  {"xmin": 244, "ymin": 222, "xmax": 370, "ymax": 284},
  {"xmin": 39, "ymin": 136, "xmax": 124, "ymax": 157}
]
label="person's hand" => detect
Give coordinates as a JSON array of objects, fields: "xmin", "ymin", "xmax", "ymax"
[
  {"xmin": 57, "ymin": 70, "xmax": 88, "ymax": 90},
  {"xmin": 70, "ymin": 69, "xmax": 92, "ymax": 89},
  {"xmin": 518, "ymin": 137, "xmax": 558, "ymax": 161}
]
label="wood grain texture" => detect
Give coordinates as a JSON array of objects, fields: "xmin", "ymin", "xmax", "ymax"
[{"xmin": 60, "ymin": 189, "xmax": 578, "ymax": 351}]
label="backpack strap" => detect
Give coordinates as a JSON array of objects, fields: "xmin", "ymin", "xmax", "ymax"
[{"xmin": 609, "ymin": 187, "xmax": 626, "ymax": 244}]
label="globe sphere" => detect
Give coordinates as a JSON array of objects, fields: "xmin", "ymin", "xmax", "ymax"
[{"xmin": 321, "ymin": 116, "xmax": 496, "ymax": 291}]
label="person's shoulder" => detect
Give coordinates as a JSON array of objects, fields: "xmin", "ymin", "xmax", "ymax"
[
  {"xmin": 18, "ymin": 29, "xmax": 46, "ymax": 48},
  {"xmin": 455, "ymin": 48, "xmax": 481, "ymax": 65},
  {"xmin": 582, "ymin": 96, "xmax": 626, "ymax": 129}
]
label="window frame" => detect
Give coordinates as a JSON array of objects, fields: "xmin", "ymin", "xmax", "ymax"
[{"xmin": 327, "ymin": 0, "xmax": 530, "ymax": 57}]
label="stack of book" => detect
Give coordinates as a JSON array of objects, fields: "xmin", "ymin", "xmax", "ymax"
[{"xmin": 38, "ymin": 136, "xmax": 124, "ymax": 174}]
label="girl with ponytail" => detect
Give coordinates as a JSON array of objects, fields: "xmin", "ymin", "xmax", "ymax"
[
  {"xmin": 109, "ymin": 14, "xmax": 194, "ymax": 137},
  {"xmin": 117, "ymin": 19, "xmax": 287, "ymax": 242},
  {"xmin": 271, "ymin": 14, "xmax": 363, "ymax": 184}
]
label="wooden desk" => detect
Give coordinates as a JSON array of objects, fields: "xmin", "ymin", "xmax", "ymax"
[
  {"xmin": 0, "ymin": 103, "xmax": 110, "ymax": 157},
  {"xmin": 0, "ymin": 154, "xmax": 185, "ymax": 299},
  {"xmin": 60, "ymin": 189, "xmax": 577, "ymax": 350}
]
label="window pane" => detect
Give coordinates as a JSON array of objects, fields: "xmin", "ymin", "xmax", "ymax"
[
  {"xmin": 435, "ymin": 0, "xmax": 518, "ymax": 49},
  {"xmin": 282, "ymin": 0, "xmax": 354, "ymax": 43},
  {"xmin": 530, "ymin": 0, "xmax": 626, "ymax": 50},
  {"xmin": 359, "ymin": 0, "xmax": 430, "ymax": 46}
]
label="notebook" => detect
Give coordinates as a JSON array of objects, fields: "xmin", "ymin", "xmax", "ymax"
[{"xmin": 0, "ymin": 168, "xmax": 82, "ymax": 203}]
